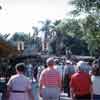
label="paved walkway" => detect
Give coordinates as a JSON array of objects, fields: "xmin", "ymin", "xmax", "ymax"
[
  {"xmin": 39, "ymin": 93, "xmax": 72, "ymax": 100},
  {"xmin": 60, "ymin": 93, "xmax": 72, "ymax": 100}
]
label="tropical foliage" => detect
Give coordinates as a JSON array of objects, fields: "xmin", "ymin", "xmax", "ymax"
[
  {"xmin": 70, "ymin": 0, "xmax": 100, "ymax": 56},
  {"xmin": 1, "ymin": 0, "xmax": 100, "ymax": 57}
]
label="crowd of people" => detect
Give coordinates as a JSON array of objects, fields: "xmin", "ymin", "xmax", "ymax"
[{"xmin": 5, "ymin": 56, "xmax": 100, "ymax": 100}]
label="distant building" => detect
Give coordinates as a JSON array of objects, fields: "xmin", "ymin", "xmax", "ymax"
[{"xmin": 0, "ymin": 40, "xmax": 18, "ymax": 57}]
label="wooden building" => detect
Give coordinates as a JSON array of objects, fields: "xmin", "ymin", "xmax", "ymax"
[{"xmin": 0, "ymin": 40, "xmax": 18, "ymax": 57}]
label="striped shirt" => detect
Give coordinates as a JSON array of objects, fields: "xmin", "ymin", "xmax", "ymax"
[{"xmin": 39, "ymin": 67, "xmax": 61, "ymax": 87}]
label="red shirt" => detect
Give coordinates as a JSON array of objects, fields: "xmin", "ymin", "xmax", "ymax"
[
  {"xmin": 39, "ymin": 67, "xmax": 61, "ymax": 87},
  {"xmin": 70, "ymin": 71, "xmax": 91, "ymax": 96}
]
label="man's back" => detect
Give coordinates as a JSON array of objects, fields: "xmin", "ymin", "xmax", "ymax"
[
  {"xmin": 7, "ymin": 74, "xmax": 31, "ymax": 91},
  {"xmin": 70, "ymin": 71, "xmax": 91, "ymax": 95},
  {"xmin": 40, "ymin": 68, "xmax": 61, "ymax": 87}
]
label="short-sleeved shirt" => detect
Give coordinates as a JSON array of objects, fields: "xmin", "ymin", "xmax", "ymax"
[
  {"xmin": 39, "ymin": 67, "xmax": 61, "ymax": 87},
  {"xmin": 70, "ymin": 71, "xmax": 91, "ymax": 96},
  {"xmin": 91, "ymin": 75, "xmax": 100, "ymax": 95},
  {"xmin": 55, "ymin": 65, "xmax": 66, "ymax": 78},
  {"xmin": 7, "ymin": 74, "xmax": 32, "ymax": 100}
]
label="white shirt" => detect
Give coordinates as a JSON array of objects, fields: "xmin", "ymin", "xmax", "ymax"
[
  {"xmin": 91, "ymin": 75, "xmax": 100, "ymax": 95},
  {"xmin": 7, "ymin": 74, "xmax": 32, "ymax": 100},
  {"xmin": 55, "ymin": 64, "xmax": 66, "ymax": 78}
]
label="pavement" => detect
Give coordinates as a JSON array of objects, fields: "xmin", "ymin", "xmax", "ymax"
[
  {"xmin": 60, "ymin": 93, "xmax": 72, "ymax": 100},
  {"xmin": 39, "ymin": 93, "xmax": 72, "ymax": 100}
]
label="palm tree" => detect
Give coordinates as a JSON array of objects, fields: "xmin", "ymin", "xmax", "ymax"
[
  {"xmin": 39, "ymin": 19, "xmax": 53, "ymax": 53},
  {"xmin": 32, "ymin": 26, "xmax": 40, "ymax": 39},
  {"xmin": 0, "ymin": 33, "xmax": 10, "ymax": 41},
  {"xmin": 52, "ymin": 20, "xmax": 66, "ymax": 55},
  {"xmin": 81, "ymin": 15, "xmax": 100, "ymax": 56}
]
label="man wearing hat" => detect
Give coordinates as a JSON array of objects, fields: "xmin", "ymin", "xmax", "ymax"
[{"xmin": 39, "ymin": 57, "xmax": 62, "ymax": 100}]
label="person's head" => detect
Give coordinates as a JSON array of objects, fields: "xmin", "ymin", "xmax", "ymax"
[
  {"xmin": 26, "ymin": 59, "xmax": 31, "ymax": 64},
  {"xmin": 46, "ymin": 57, "xmax": 55, "ymax": 68},
  {"xmin": 92, "ymin": 59, "xmax": 100, "ymax": 76},
  {"xmin": 54, "ymin": 59, "xmax": 59, "ymax": 65},
  {"xmin": 15, "ymin": 63, "xmax": 25, "ymax": 73},
  {"xmin": 65, "ymin": 60, "xmax": 72, "ymax": 65},
  {"xmin": 76, "ymin": 61, "xmax": 86, "ymax": 72}
]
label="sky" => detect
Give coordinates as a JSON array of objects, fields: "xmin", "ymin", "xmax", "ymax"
[{"xmin": 0, "ymin": 0, "xmax": 73, "ymax": 34}]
